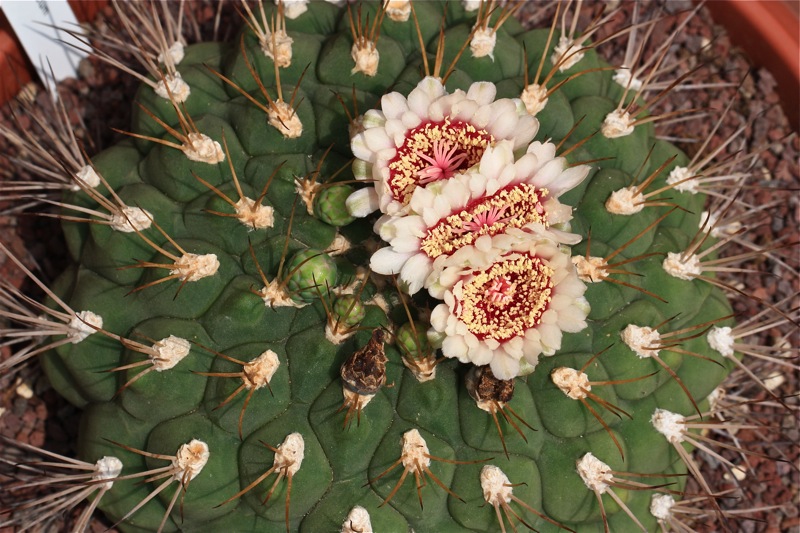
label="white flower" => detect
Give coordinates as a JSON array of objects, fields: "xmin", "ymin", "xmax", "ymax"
[
  {"xmin": 370, "ymin": 140, "xmax": 589, "ymax": 295},
  {"xmin": 350, "ymin": 76, "xmax": 539, "ymax": 217},
  {"xmin": 428, "ymin": 238, "xmax": 589, "ymax": 380}
]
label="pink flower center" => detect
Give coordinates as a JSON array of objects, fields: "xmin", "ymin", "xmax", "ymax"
[
  {"xmin": 420, "ymin": 183, "xmax": 549, "ymax": 260},
  {"xmin": 457, "ymin": 252, "xmax": 554, "ymax": 342},
  {"xmin": 460, "ymin": 205, "xmax": 510, "ymax": 233},
  {"xmin": 417, "ymin": 140, "xmax": 469, "ymax": 185},
  {"xmin": 387, "ymin": 119, "xmax": 494, "ymax": 206},
  {"xmin": 486, "ymin": 276, "xmax": 515, "ymax": 306}
]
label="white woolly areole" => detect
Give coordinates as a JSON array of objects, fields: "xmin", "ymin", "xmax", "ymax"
[
  {"xmin": 401, "ymin": 429, "xmax": 430, "ymax": 471},
  {"xmin": 605, "ymin": 186, "xmax": 644, "ymax": 215},
  {"xmin": 243, "ymin": 350, "xmax": 280, "ymax": 389},
  {"xmin": 280, "ymin": 0, "xmax": 309, "ymax": 19},
  {"xmin": 480, "ymin": 465, "xmax": 513, "ymax": 506},
  {"xmin": 474, "ymin": 398, "xmax": 502, "ymax": 414},
  {"xmin": 521, "ymin": 83, "xmax": 549, "ymax": 116},
  {"xmin": 68, "ymin": 310, "xmax": 103, "ymax": 344},
  {"xmin": 651, "ymin": 408, "xmax": 686, "ymax": 444},
  {"xmin": 171, "ymin": 253, "xmax": 220, "ymax": 282},
  {"xmin": 601, "ymin": 109, "xmax": 635, "ymax": 138},
  {"xmin": 92, "ymin": 456, "xmax": 123, "ymax": 490},
  {"xmin": 402, "ymin": 355, "xmax": 438, "ymax": 383},
  {"xmin": 666, "ymin": 166, "xmax": 697, "ymax": 194},
  {"xmin": 73, "ymin": 165, "xmax": 101, "ymax": 189},
  {"xmin": 326, "ymin": 321, "xmax": 357, "ymax": 345},
  {"xmin": 707, "ymin": 326, "xmax": 735, "ymax": 358},
  {"xmin": 385, "ymin": 0, "xmax": 411, "ymax": 22},
  {"xmin": 295, "ymin": 176, "xmax": 320, "ymax": 215},
  {"xmin": 700, "ymin": 210, "xmax": 742, "ymax": 238},
  {"xmin": 260, "ymin": 280, "xmax": 306, "ymax": 308},
  {"xmin": 342, "ymin": 506, "xmax": 373, "ymax": 533},
  {"xmin": 576, "ymin": 453, "xmax": 613, "ymax": 494},
  {"xmin": 462, "ymin": 0, "xmax": 481, "ymax": 11},
  {"xmin": 110, "ymin": 206, "xmax": 153, "ymax": 233},
  {"xmin": 268, "ymin": 101, "xmax": 303, "ymax": 138},
  {"xmin": 662, "ymin": 252, "xmax": 702, "ymax": 280},
  {"xmin": 326, "ymin": 233, "xmax": 352, "ymax": 256},
  {"xmin": 274, "ymin": 432, "xmax": 305, "ymax": 476},
  {"xmin": 571, "ymin": 255, "xmax": 608, "ymax": 283},
  {"xmin": 650, "ymin": 494, "xmax": 675, "ymax": 521},
  {"xmin": 552, "ymin": 36, "xmax": 584, "ymax": 72},
  {"xmin": 262, "ymin": 30, "xmax": 294, "ymax": 68},
  {"xmin": 551, "ymin": 367, "xmax": 590, "ymax": 400},
  {"xmin": 706, "ymin": 386, "xmax": 725, "ymax": 410},
  {"xmin": 235, "ymin": 197, "xmax": 274, "ymax": 229},
  {"xmin": 182, "ymin": 133, "xmax": 225, "ymax": 164},
  {"xmin": 151, "ymin": 335, "xmax": 191, "ymax": 371},
  {"xmin": 351, "ymin": 41, "xmax": 379, "ymax": 77},
  {"xmin": 621, "ymin": 324, "xmax": 661, "ymax": 358},
  {"xmin": 342, "ymin": 387, "xmax": 376, "ymax": 410},
  {"xmin": 470, "ymin": 27, "xmax": 497, "ymax": 59},
  {"xmin": 612, "ymin": 68, "xmax": 642, "ymax": 91},
  {"xmin": 172, "ymin": 439, "xmax": 209, "ymax": 482},
  {"xmin": 154, "ymin": 72, "xmax": 191, "ymax": 103},
  {"xmin": 158, "ymin": 41, "xmax": 185, "ymax": 65}
]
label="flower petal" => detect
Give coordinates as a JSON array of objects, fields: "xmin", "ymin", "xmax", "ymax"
[
  {"xmin": 400, "ymin": 253, "xmax": 433, "ymax": 295},
  {"xmin": 346, "ymin": 187, "xmax": 379, "ymax": 217},
  {"xmin": 370, "ymin": 247, "xmax": 414, "ymax": 275}
]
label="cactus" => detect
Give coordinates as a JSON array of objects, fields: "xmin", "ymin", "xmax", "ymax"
[{"xmin": 0, "ymin": 1, "xmax": 796, "ymax": 532}]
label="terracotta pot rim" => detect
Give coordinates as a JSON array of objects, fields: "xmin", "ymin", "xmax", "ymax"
[{"xmin": 703, "ymin": 0, "xmax": 800, "ymax": 130}]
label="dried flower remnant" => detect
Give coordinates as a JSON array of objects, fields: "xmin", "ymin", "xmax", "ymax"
[
  {"xmin": 339, "ymin": 329, "xmax": 389, "ymax": 428},
  {"xmin": 466, "ymin": 365, "xmax": 535, "ymax": 458}
]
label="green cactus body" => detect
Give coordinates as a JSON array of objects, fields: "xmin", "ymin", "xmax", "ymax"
[{"xmin": 39, "ymin": 2, "xmax": 740, "ymax": 531}]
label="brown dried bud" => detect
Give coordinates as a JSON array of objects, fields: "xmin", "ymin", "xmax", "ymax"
[
  {"xmin": 340, "ymin": 329, "xmax": 388, "ymax": 396},
  {"xmin": 465, "ymin": 365, "xmax": 514, "ymax": 405}
]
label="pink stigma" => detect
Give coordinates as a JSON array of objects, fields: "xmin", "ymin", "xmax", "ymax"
[
  {"xmin": 486, "ymin": 276, "xmax": 515, "ymax": 306},
  {"xmin": 417, "ymin": 140, "xmax": 469, "ymax": 185},
  {"xmin": 460, "ymin": 205, "xmax": 510, "ymax": 233}
]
